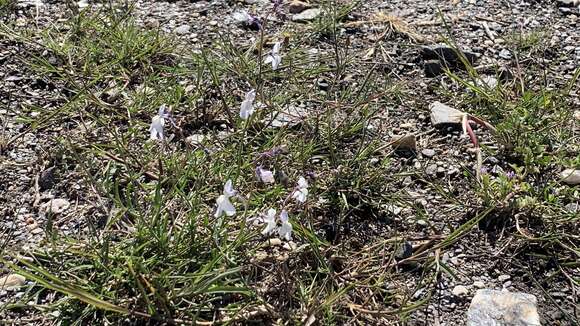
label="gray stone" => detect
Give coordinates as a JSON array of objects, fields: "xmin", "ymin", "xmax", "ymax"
[
  {"xmin": 268, "ymin": 105, "xmax": 309, "ymax": 128},
  {"xmin": 430, "ymin": 101, "xmax": 465, "ymax": 127},
  {"xmin": 499, "ymin": 49, "xmax": 512, "ymax": 60},
  {"xmin": 421, "ymin": 45, "xmax": 478, "ymax": 66},
  {"xmin": 395, "ymin": 241, "xmax": 413, "ymax": 259},
  {"xmin": 392, "ymin": 134, "xmax": 416, "ymax": 151},
  {"xmin": 565, "ymin": 203, "xmax": 579, "ymax": 213},
  {"xmin": 39, "ymin": 166, "xmax": 55, "ymax": 191},
  {"xmin": 424, "ymin": 59, "xmax": 444, "ymax": 77},
  {"xmin": 422, "ymin": 149, "xmax": 436, "ymax": 158},
  {"xmin": 426, "ymin": 164, "xmax": 438, "ymax": 176},
  {"xmin": 453, "ymin": 285, "xmax": 469, "ymax": 296},
  {"xmin": 289, "ymin": 0, "xmax": 311, "ymax": 14},
  {"xmin": 292, "ymin": 8, "xmax": 321, "ymax": 22},
  {"xmin": 473, "ymin": 281, "xmax": 486, "ymax": 289},
  {"xmin": 557, "ymin": 0, "xmax": 580, "ymax": 7},
  {"xmin": 0, "ymin": 274, "xmax": 26, "ymax": 290},
  {"xmin": 498, "ymin": 274, "xmax": 511, "ymax": 282},
  {"xmin": 467, "ymin": 289, "xmax": 540, "ymax": 326},
  {"xmin": 41, "ymin": 198, "xmax": 70, "ymax": 214},
  {"xmin": 561, "ymin": 169, "xmax": 580, "ymax": 185},
  {"xmin": 174, "ymin": 25, "xmax": 191, "ymax": 35}
]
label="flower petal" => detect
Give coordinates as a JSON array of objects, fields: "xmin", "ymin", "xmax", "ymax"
[
  {"xmin": 262, "ymin": 220, "xmax": 277, "ymax": 235},
  {"xmin": 240, "ymin": 100, "xmax": 253, "ymax": 119},
  {"xmin": 297, "ymin": 176, "xmax": 308, "ymax": 189},
  {"xmin": 245, "ymin": 89, "xmax": 256, "ymax": 102},
  {"xmin": 216, "ymin": 195, "xmax": 236, "ymax": 217},
  {"xmin": 223, "ymin": 180, "xmax": 236, "ymax": 196}
]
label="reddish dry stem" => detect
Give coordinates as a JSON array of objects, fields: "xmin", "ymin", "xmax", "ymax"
[{"xmin": 465, "ymin": 119, "xmax": 479, "ymax": 148}]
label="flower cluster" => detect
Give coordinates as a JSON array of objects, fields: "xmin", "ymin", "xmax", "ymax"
[
  {"xmin": 254, "ymin": 208, "xmax": 292, "ymax": 240},
  {"xmin": 213, "ymin": 174, "xmax": 309, "ymax": 242}
]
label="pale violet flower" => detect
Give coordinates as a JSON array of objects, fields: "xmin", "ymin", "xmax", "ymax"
[
  {"xmin": 240, "ymin": 89, "xmax": 256, "ymax": 120},
  {"xmin": 264, "ymin": 42, "xmax": 282, "ymax": 70},
  {"xmin": 278, "ymin": 210, "xmax": 292, "ymax": 241},
  {"xmin": 291, "ymin": 176, "xmax": 309, "ymax": 203},
  {"xmin": 149, "ymin": 105, "xmax": 167, "ymax": 140},
  {"xmin": 256, "ymin": 166, "xmax": 275, "ymax": 184},
  {"xmin": 215, "ymin": 180, "xmax": 237, "ymax": 218},
  {"xmin": 261, "ymin": 208, "xmax": 277, "ymax": 235}
]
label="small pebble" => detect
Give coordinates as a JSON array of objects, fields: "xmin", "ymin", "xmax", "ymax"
[{"xmin": 452, "ymin": 285, "xmax": 469, "ymax": 297}]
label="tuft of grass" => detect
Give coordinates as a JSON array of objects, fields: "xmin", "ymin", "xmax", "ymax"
[{"xmin": 1, "ymin": 2, "xmax": 578, "ymax": 325}]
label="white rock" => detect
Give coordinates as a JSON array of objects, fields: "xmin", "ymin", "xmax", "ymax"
[
  {"xmin": 429, "ymin": 101, "xmax": 465, "ymax": 126},
  {"xmin": 292, "ymin": 8, "xmax": 321, "ymax": 22},
  {"xmin": 268, "ymin": 105, "xmax": 309, "ymax": 128},
  {"xmin": 0, "ymin": 274, "xmax": 26, "ymax": 290},
  {"xmin": 185, "ymin": 134, "xmax": 206, "ymax": 146},
  {"xmin": 174, "ymin": 25, "xmax": 191, "ymax": 35},
  {"xmin": 467, "ymin": 289, "xmax": 540, "ymax": 326},
  {"xmin": 473, "ymin": 281, "xmax": 486, "ymax": 289},
  {"xmin": 42, "ymin": 198, "xmax": 70, "ymax": 214},
  {"xmin": 498, "ymin": 274, "xmax": 511, "ymax": 282},
  {"xmin": 452, "ymin": 285, "xmax": 469, "ymax": 296},
  {"xmin": 561, "ymin": 169, "xmax": 580, "ymax": 185}
]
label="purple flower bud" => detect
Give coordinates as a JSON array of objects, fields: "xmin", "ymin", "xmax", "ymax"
[{"xmin": 505, "ymin": 171, "xmax": 515, "ymax": 179}]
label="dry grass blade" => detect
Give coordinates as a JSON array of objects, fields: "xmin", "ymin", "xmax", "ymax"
[{"xmin": 344, "ymin": 12, "xmax": 426, "ymax": 43}]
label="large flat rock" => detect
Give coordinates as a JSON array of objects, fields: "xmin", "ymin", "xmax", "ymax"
[{"xmin": 467, "ymin": 289, "xmax": 540, "ymax": 326}]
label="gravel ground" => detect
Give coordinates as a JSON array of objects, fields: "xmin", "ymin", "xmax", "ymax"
[{"xmin": 1, "ymin": 0, "xmax": 579, "ymax": 324}]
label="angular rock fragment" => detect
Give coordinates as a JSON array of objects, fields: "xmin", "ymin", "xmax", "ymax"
[
  {"xmin": 289, "ymin": 0, "xmax": 311, "ymax": 14},
  {"xmin": 0, "ymin": 274, "xmax": 26, "ymax": 290},
  {"xmin": 424, "ymin": 59, "xmax": 444, "ymax": 77},
  {"xmin": 268, "ymin": 105, "xmax": 310, "ymax": 128},
  {"xmin": 391, "ymin": 134, "xmax": 416, "ymax": 151},
  {"xmin": 429, "ymin": 101, "xmax": 465, "ymax": 127},
  {"xmin": 421, "ymin": 44, "xmax": 477, "ymax": 67},
  {"xmin": 292, "ymin": 8, "xmax": 321, "ymax": 22},
  {"xmin": 557, "ymin": 0, "xmax": 580, "ymax": 7},
  {"xmin": 561, "ymin": 169, "xmax": 580, "ymax": 185},
  {"xmin": 395, "ymin": 240, "xmax": 413, "ymax": 259},
  {"xmin": 42, "ymin": 198, "xmax": 70, "ymax": 214},
  {"xmin": 453, "ymin": 285, "xmax": 469, "ymax": 297},
  {"xmin": 467, "ymin": 289, "xmax": 540, "ymax": 326}
]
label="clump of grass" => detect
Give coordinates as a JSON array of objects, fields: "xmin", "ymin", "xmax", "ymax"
[{"xmin": 0, "ymin": 2, "xmax": 426, "ymax": 324}]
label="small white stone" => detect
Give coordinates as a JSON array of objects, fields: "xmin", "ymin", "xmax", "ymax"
[
  {"xmin": 473, "ymin": 281, "xmax": 485, "ymax": 289},
  {"xmin": 452, "ymin": 285, "xmax": 469, "ymax": 296},
  {"xmin": 429, "ymin": 101, "xmax": 465, "ymax": 126},
  {"xmin": 498, "ymin": 274, "xmax": 511, "ymax": 282},
  {"xmin": 174, "ymin": 25, "xmax": 191, "ymax": 35},
  {"xmin": 0, "ymin": 274, "xmax": 26, "ymax": 290},
  {"xmin": 292, "ymin": 8, "xmax": 321, "ymax": 22},
  {"xmin": 42, "ymin": 198, "xmax": 70, "ymax": 214}
]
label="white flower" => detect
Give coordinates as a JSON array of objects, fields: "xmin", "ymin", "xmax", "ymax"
[
  {"xmin": 256, "ymin": 167, "xmax": 275, "ymax": 184},
  {"xmin": 278, "ymin": 209, "xmax": 292, "ymax": 241},
  {"xmin": 264, "ymin": 42, "xmax": 282, "ymax": 70},
  {"xmin": 149, "ymin": 105, "xmax": 167, "ymax": 140},
  {"xmin": 215, "ymin": 179, "xmax": 236, "ymax": 217},
  {"xmin": 291, "ymin": 176, "xmax": 309, "ymax": 203},
  {"xmin": 240, "ymin": 89, "xmax": 256, "ymax": 120},
  {"xmin": 261, "ymin": 208, "xmax": 277, "ymax": 235},
  {"xmin": 223, "ymin": 179, "xmax": 236, "ymax": 197}
]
